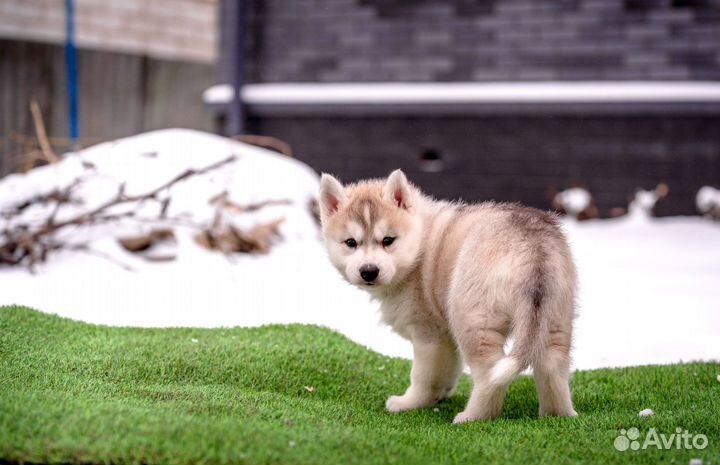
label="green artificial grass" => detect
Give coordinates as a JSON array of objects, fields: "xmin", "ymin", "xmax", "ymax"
[{"xmin": 0, "ymin": 306, "xmax": 718, "ymax": 465}]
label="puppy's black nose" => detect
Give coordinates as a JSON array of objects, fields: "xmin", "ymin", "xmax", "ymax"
[{"xmin": 360, "ymin": 264, "xmax": 379, "ymax": 282}]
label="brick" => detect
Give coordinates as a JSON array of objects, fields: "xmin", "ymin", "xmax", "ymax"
[{"xmin": 624, "ymin": 52, "xmax": 668, "ymax": 66}]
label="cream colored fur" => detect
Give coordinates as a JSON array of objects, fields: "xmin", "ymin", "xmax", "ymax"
[{"xmin": 319, "ymin": 170, "xmax": 577, "ymax": 423}]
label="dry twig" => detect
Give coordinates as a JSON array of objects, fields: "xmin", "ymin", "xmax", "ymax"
[
  {"xmin": 30, "ymin": 100, "xmax": 60, "ymax": 164},
  {"xmin": 0, "ymin": 155, "xmax": 236, "ymax": 271},
  {"xmin": 209, "ymin": 191, "xmax": 291, "ymax": 213}
]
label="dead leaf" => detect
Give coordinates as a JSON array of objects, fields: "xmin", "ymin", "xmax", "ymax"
[
  {"xmin": 118, "ymin": 228, "xmax": 175, "ymax": 253},
  {"xmin": 118, "ymin": 229, "xmax": 177, "ymax": 261},
  {"xmin": 194, "ymin": 218, "xmax": 284, "ymax": 254}
]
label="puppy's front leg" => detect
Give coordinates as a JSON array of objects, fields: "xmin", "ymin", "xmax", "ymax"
[{"xmin": 386, "ymin": 336, "xmax": 462, "ymax": 413}]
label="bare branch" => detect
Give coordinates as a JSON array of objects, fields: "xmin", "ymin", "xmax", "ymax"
[
  {"xmin": 0, "ymin": 155, "xmax": 237, "ymax": 270},
  {"xmin": 67, "ymin": 244, "xmax": 136, "ymax": 272}
]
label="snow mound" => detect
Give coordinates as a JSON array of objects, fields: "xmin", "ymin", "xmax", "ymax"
[
  {"xmin": 0, "ymin": 128, "xmax": 319, "ymax": 244},
  {"xmin": 0, "ymin": 129, "xmax": 395, "ymax": 350}
]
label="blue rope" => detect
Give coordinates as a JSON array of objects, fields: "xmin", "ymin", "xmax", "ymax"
[{"xmin": 65, "ymin": 0, "xmax": 79, "ymax": 144}]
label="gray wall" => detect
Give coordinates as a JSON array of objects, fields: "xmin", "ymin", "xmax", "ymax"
[
  {"xmin": 245, "ymin": 0, "xmax": 720, "ymax": 83},
  {"xmin": 249, "ymin": 114, "xmax": 720, "ymax": 216},
  {"xmin": 240, "ymin": 0, "xmax": 720, "ymax": 216},
  {"xmin": 0, "ymin": 38, "xmax": 215, "ymax": 177}
]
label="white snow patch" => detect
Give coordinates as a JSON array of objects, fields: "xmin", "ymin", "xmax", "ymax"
[
  {"xmin": 554, "ymin": 188, "xmax": 592, "ymax": 217},
  {"xmin": 638, "ymin": 408, "xmax": 654, "ymax": 417},
  {"xmin": 565, "ymin": 215, "xmax": 720, "ymax": 369},
  {"xmin": 627, "ymin": 184, "xmax": 668, "ymax": 221},
  {"xmin": 2, "ymin": 129, "xmax": 720, "ymax": 371},
  {"xmin": 696, "ymin": 186, "xmax": 720, "ymax": 214}
]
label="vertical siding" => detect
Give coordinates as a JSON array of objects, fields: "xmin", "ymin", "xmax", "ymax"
[{"xmin": 0, "ymin": 38, "xmax": 215, "ymax": 176}]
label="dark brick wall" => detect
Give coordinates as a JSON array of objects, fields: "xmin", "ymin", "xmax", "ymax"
[
  {"xmin": 249, "ymin": 115, "xmax": 720, "ymax": 216},
  {"xmin": 245, "ymin": 0, "xmax": 720, "ymax": 83},
  {"xmin": 239, "ymin": 0, "xmax": 720, "ymax": 216}
]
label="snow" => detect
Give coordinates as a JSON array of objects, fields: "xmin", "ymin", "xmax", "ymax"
[
  {"xmin": 630, "ymin": 190, "xmax": 661, "ymax": 217},
  {"xmin": 2, "ymin": 128, "xmax": 719, "ymax": 371},
  {"xmin": 238, "ymin": 81, "xmax": 720, "ymax": 105},
  {"xmin": 566, "ymin": 216, "xmax": 720, "ymax": 368},
  {"xmin": 638, "ymin": 409, "xmax": 654, "ymax": 417},
  {"xmin": 696, "ymin": 186, "xmax": 720, "ymax": 214},
  {"xmin": 628, "ymin": 185, "xmax": 667, "ymax": 220},
  {"xmin": 554, "ymin": 188, "xmax": 592, "ymax": 217}
]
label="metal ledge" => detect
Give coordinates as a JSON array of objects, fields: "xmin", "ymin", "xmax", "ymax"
[{"xmin": 211, "ymin": 82, "xmax": 720, "ymax": 116}]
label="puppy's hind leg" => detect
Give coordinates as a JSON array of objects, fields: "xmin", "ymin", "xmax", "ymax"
[
  {"xmin": 386, "ymin": 334, "xmax": 462, "ymax": 413},
  {"xmin": 452, "ymin": 327, "xmax": 509, "ymax": 423},
  {"xmin": 533, "ymin": 325, "xmax": 577, "ymax": 417}
]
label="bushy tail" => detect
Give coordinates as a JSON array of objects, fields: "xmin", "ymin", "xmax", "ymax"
[{"xmin": 488, "ymin": 298, "xmax": 548, "ymax": 387}]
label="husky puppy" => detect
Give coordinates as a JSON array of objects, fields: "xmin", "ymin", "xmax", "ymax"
[{"xmin": 319, "ymin": 170, "xmax": 577, "ymax": 423}]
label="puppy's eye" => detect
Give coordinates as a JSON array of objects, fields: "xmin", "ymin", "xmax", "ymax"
[
  {"xmin": 345, "ymin": 238, "xmax": 357, "ymax": 248},
  {"xmin": 382, "ymin": 236, "xmax": 396, "ymax": 247}
]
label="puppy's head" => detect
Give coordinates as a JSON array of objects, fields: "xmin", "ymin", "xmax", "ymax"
[{"xmin": 319, "ymin": 169, "xmax": 423, "ymax": 291}]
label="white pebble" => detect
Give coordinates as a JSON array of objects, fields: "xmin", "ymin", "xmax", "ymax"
[
  {"xmin": 689, "ymin": 458, "xmax": 703, "ymax": 465},
  {"xmin": 191, "ymin": 338, "xmax": 199, "ymax": 343},
  {"xmin": 638, "ymin": 408, "xmax": 654, "ymax": 417}
]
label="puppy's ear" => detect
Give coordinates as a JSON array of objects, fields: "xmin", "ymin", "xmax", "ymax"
[
  {"xmin": 383, "ymin": 169, "xmax": 413, "ymax": 209},
  {"xmin": 319, "ymin": 173, "xmax": 346, "ymax": 218}
]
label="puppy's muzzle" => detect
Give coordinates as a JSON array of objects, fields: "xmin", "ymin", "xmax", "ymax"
[{"xmin": 359, "ymin": 264, "xmax": 380, "ymax": 283}]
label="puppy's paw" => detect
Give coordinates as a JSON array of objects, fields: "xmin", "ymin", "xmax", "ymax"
[
  {"xmin": 542, "ymin": 409, "xmax": 579, "ymax": 418},
  {"xmin": 386, "ymin": 394, "xmax": 424, "ymax": 413},
  {"xmin": 539, "ymin": 406, "xmax": 578, "ymax": 417},
  {"xmin": 452, "ymin": 410, "xmax": 481, "ymax": 424}
]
